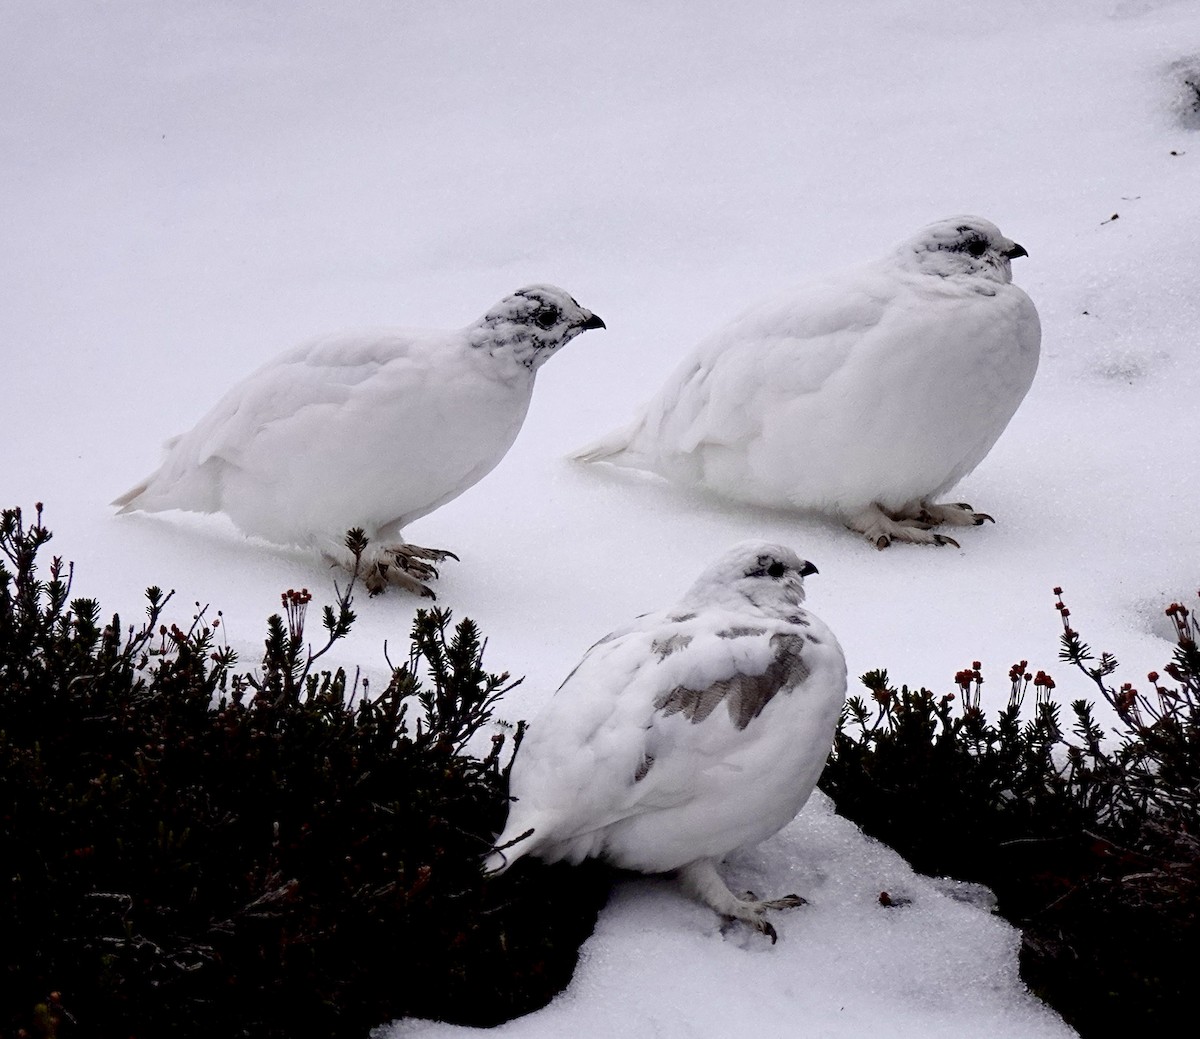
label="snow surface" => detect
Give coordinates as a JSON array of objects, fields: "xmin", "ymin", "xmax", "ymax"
[{"xmin": 3, "ymin": 1, "xmax": 1197, "ymax": 1036}]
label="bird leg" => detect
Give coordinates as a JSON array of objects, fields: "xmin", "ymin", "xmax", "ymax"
[
  {"xmin": 363, "ymin": 542, "xmax": 459, "ymax": 598},
  {"xmin": 845, "ymin": 503, "xmax": 961, "ymax": 551},
  {"xmin": 324, "ymin": 540, "xmax": 459, "ymax": 598},
  {"xmin": 676, "ymin": 858, "xmax": 807, "ymax": 944}
]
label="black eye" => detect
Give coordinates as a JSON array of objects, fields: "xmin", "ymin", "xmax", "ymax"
[
  {"xmin": 767, "ymin": 561, "xmax": 787, "ymax": 578},
  {"xmin": 966, "ymin": 239, "xmax": 988, "ymax": 258},
  {"xmin": 534, "ymin": 308, "xmax": 558, "ymax": 329}
]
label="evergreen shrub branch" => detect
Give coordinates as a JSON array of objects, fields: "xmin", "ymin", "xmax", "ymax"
[
  {"xmin": 820, "ymin": 586, "xmax": 1200, "ymax": 1039},
  {"xmin": 0, "ymin": 505, "xmax": 609, "ymax": 1039}
]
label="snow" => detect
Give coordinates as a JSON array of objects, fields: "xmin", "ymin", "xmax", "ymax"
[{"xmin": 2, "ymin": 1, "xmax": 1197, "ymax": 1036}]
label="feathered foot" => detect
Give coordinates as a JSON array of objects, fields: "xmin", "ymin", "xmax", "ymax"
[
  {"xmin": 363, "ymin": 542, "xmax": 459, "ymax": 597},
  {"xmin": 900, "ymin": 500, "xmax": 995, "ymax": 528},
  {"xmin": 676, "ymin": 858, "xmax": 807, "ymax": 943},
  {"xmin": 325, "ymin": 540, "xmax": 459, "ymax": 598},
  {"xmin": 846, "ymin": 504, "xmax": 961, "ymax": 550}
]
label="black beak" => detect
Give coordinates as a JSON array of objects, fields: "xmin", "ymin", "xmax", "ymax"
[
  {"xmin": 1003, "ymin": 242, "xmax": 1029, "ymax": 260},
  {"xmin": 799, "ymin": 561, "xmax": 818, "ymax": 577},
  {"xmin": 580, "ymin": 312, "xmax": 606, "ymax": 331}
]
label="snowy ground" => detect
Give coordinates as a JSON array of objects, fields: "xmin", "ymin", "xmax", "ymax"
[{"xmin": 4, "ymin": 1, "xmax": 1198, "ymax": 1036}]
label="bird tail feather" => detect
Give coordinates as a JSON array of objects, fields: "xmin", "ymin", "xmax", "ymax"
[
  {"xmin": 483, "ymin": 825, "xmax": 538, "ymax": 876},
  {"xmin": 569, "ymin": 422, "xmax": 640, "ymax": 465},
  {"xmin": 110, "ymin": 480, "xmax": 152, "ymax": 513},
  {"xmin": 110, "ymin": 453, "xmax": 224, "ymax": 516}
]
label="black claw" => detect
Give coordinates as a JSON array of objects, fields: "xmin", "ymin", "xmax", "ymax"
[
  {"xmin": 762, "ymin": 921, "xmax": 778, "ymax": 944},
  {"xmin": 396, "ymin": 557, "xmax": 440, "ymax": 582},
  {"xmin": 974, "ymin": 513, "xmax": 995, "ymax": 525},
  {"xmin": 875, "ymin": 535, "xmax": 891, "ymax": 550},
  {"xmin": 405, "ymin": 545, "xmax": 458, "ymax": 563},
  {"xmin": 934, "ymin": 535, "xmax": 961, "ymax": 549}
]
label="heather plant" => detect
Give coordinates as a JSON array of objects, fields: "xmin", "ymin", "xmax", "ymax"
[
  {"xmin": 820, "ymin": 587, "xmax": 1200, "ymax": 1038},
  {"xmin": 8, "ymin": 498, "xmax": 1196, "ymax": 1038},
  {"xmin": 0, "ymin": 505, "xmax": 610, "ymax": 1039}
]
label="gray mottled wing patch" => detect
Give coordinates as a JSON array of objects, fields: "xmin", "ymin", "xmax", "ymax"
[
  {"xmin": 634, "ymin": 753, "xmax": 655, "ymax": 782},
  {"xmin": 653, "ymin": 633, "xmax": 810, "ymax": 731},
  {"xmin": 717, "ymin": 625, "xmax": 767, "ymax": 639},
  {"xmin": 651, "ymin": 632, "xmax": 694, "ymax": 659}
]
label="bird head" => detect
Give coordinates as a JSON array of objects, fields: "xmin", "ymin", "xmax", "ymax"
[
  {"xmin": 896, "ymin": 216, "xmax": 1029, "ymax": 285},
  {"xmin": 684, "ymin": 541, "xmax": 819, "ymax": 614},
  {"xmin": 471, "ymin": 284, "xmax": 605, "ymax": 372}
]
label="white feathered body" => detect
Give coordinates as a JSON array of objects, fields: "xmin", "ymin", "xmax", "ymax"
[
  {"xmin": 490, "ymin": 567, "xmax": 847, "ymax": 875},
  {"xmin": 117, "ymin": 327, "xmax": 537, "ymax": 548},
  {"xmin": 580, "ymin": 223, "xmax": 1041, "ymax": 517}
]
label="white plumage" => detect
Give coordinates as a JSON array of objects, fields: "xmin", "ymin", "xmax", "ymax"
[
  {"xmin": 113, "ymin": 285, "xmax": 605, "ymax": 594},
  {"xmin": 575, "ymin": 216, "xmax": 1040, "ymax": 548},
  {"xmin": 487, "ymin": 541, "xmax": 848, "ymax": 940}
]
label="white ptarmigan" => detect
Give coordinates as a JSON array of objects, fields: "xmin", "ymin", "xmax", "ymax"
[
  {"xmin": 113, "ymin": 285, "xmax": 605, "ymax": 595},
  {"xmin": 486, "ymin": 541, "xmax": 848, "ymax": 941},
  {"xmin": 574, "ymin": 216, "xmax": 1040, "ymax": 548}
]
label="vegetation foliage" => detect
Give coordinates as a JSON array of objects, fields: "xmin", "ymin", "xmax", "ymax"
[
  {"xmin": 5, "ymin": 499, "xmax": 1196, "ymax": 1039},
  {"xmin": 0, "ymin": 505, "xmax": 609, "ymax": 1039},
  {"xmin": 820, "ymin": 585, "xmax": 1199, "ymax": 1038}
]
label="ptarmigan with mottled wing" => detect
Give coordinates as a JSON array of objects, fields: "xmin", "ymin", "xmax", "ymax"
[
  {"xmin": 113, "ymin": 285, "xmax": 604, "ymax": 594},
  {"xmin": 486, "ymin": 541, "xmax": 847, "ymax": 941},
  {"xmin": 575, "ymin": 217, "xmax": 1039, "ymax": 548}
]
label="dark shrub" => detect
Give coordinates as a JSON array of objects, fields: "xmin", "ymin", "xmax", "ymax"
[
  {"xmin": 0, "ymin": 505, "xmax": 610, "ymax": 1039},
  {"xmin": 820, "ymin": 587, "xmax": 1199, "ymax": 1037}
]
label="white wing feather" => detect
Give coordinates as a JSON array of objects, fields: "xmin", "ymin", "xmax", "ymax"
[{"xmin": 490, "ymin": 597, "xmax": 846, "ymax": 875}]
